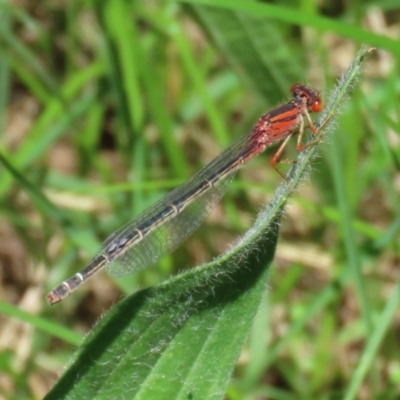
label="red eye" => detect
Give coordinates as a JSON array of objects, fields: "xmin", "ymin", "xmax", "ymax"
[{"xmin": 311, "ymin": 97, "xmax": 323, "ymax": 113}]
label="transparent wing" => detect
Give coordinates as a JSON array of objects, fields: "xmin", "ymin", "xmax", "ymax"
[
  {"xmin": 105, "ymin": 173, "xmax": 234, "ymax": 277},
  {"xmin": 92, "ymin": 131, "xmax": 259, "ymax": 277}
]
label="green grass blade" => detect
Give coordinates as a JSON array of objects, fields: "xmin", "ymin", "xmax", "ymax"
[
  {"xmin": 0, "ymin": 91, "xmax": 97, "ymax": 196},
  {"xmin": 0, "ymin": 301, "xmax": 81, "ymax": 346},
  {"xmin": 344, "ymin": 281, "xmax": 400, "ymax": 400},
  {"xmin": 181, "ymin": 0, "xmax": 400, "ymax": 56},
  {"xmin": 172, "ymin": 25, "xmax": 230, "ymax": 146},
  {"xmin": 187, "ymin": 4, "xmax": 301, "ymax": 102},
  {"xmin": 0, "ymin": 151, "xmax": 69, "ymax": 225}
]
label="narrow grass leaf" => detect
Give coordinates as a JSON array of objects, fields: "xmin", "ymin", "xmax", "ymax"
[
  {"xmin": 344, "ymin": 282, "xmax": 400, "ymax": 400},
  {"xmin": 181, "ymin": 0, "xmax": 399, "ymax": 56},
  {"xmin": 187, "ymin": 4, "xmax": 300, "ymax": 102},
  {"xmin": 0, "ymin": 301, "xmax": 81, "ymax": 346}
]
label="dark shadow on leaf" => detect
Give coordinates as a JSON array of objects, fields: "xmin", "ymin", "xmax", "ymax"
[{"xmin": 45, "ymin": 215, "xmax": 280, "ymax": 399}]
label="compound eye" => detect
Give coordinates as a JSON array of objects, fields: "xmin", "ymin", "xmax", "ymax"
[{"xmin": 311, "ymin": 97, "xmax": 323, "ymax": 113}]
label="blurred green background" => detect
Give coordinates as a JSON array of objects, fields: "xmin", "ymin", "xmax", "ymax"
[{"xmin": 0, "ymin": 0, "xmax": 399, "ymax": 399}]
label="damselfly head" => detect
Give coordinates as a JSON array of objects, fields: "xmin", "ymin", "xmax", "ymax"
[{"xmin": 290, "ymin": 84, "xmax": 323, "ymax": 113}]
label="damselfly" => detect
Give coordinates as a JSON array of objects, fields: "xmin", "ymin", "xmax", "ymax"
[{"xmin": 47, "ymin": 84, "xmax": 322, "ymax": 304}]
